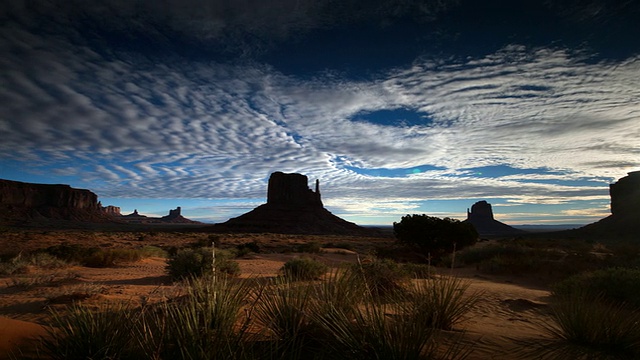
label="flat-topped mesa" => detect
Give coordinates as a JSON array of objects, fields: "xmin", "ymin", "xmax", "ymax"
[
  {"xmin": 266, "ymin": 172, "xmax": 323, "ymax": 208},
  {"xmin": 467, "ymin": 200, "xmax": 494, "ymax": 221},
  {"xmin": 465, "ymin": 200, "xmax": 524, "ymax": 237},
  {"xmin": 610, "ymin": 171, "xmax": 640, "ymax": 216}
]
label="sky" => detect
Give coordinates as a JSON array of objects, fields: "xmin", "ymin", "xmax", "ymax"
[{"xmin": 1, "ymin": 0, "xmax": 639, "ymax": 226}]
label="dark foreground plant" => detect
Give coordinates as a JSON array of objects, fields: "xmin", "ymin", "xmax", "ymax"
[
  {"xmin": 41, "ymin": 302, "xmax": 137, "ymax": 360},
  {"xmin": 520, "ymin": 289, "xmax": 640, "ymax": 360},
  {"xmin": 404, "ymin": 276, "xmax": 482, "ymax": 330},
  {"xmin": 138, "ymin": 274, "xmax": 252, "ymax": 360}
]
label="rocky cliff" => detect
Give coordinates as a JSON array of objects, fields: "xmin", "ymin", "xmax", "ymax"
[
  {"xmin": 464, "ymin": 200, "xmax": 524, "ymax": 237},
  {"xmin": 211, "ymin": 172, "xmax": 376, "ymax": 235},
  {"xmin": 579, "ymin": 171, "xmax": 640, "ymax": 239},
  {"xmin": 0, "ymin": 179, "xmax": 108, "ymax": 222},
  {"xmin": 609, "ymin": 171, "xmax": 640, "ymax": 217}
]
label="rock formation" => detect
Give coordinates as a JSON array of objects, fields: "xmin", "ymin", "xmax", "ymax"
[
  {"xmin": 101, "ymin": 205, "xmax": 122, "ymax": 216},
  {"xmin": 118, "ymin": 207, "xmax": 201, "ymax": 224},
  {"xmin": 464, "ymin": 200, "xmax": 524, "ymax": 237},
  {"xmin": 609, "ymin": 171, "xmax": 640, "ymax": 217},
  {"xmin": 579, "ymin": 171, "xmax": 640, "ymax": 238},
  {"xmin": 211, "ymin": 172, "xmax": 376, "ymax": 235},
  {"xmin": 0, "ymin": 179, "xmax": 109, "ymax": 223}
]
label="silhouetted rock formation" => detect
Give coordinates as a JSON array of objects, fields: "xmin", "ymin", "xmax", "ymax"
[
  {"xmin": 0, "ymin": 179, "xmax": 109, "ymax": 223},
  {"xmin": 579, "ymin": 171, "xmax": 640, "ymax": 239},
  {"xmin": 464, "ymin": 200, "xmax": 525, "ymax": 237},
  {"xmin": 610, "ymin": 171, "xmax": 640, "ymax": 217},
  {"xmin": 212, "ymin": 172, "xmax": 376, "ymax": 235},
  {"xmin": 119, "ymin": 207, "xmax": 201, "ymax": 224}
]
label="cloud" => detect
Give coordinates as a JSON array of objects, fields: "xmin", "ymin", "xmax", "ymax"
[{"xmin": 1, "ymin": 8, "xmax": 638, "ymax": 223}]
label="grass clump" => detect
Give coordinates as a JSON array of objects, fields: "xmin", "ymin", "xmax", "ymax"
[{"xmin": 281, "ymin": 257, "xmax": 328, "ymax": 281}]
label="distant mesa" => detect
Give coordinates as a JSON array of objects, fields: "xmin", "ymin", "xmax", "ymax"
[
  {"xmin": 578, "ymin": 171, "xmax": 640, "ymax": 238},
  {"xmin": 0, "ymin": 178, "xmax": 200, "ymax": 226},
  {"xmin": 0, "ymin": 179, "xmax": 111, "ymax": 224},
  {"xmin": 210, "ymin": 171, "xmax": 377, "ymax": 236},
  {"xmin": 119, "ymin": 207, "xmax": 201, "ymax": 224},
  {"xmin": 464, "ymin": 200, "xmax": 525, "ymax": 237}
]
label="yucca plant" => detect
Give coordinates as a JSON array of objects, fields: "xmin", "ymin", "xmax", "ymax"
[
  {"xmin": 314, "ymin": 290, "xmax": 471, "ymax": 360},
  {"xmin": 253, "ymin": 279, "xmax": 310, "ymax": 339},
  {"xmin": 40, "ymin": 302, "xmax": 138, "ymax": 360},
  {"xmin": 522, "ymin": 289, "xmax": 640, "ymax": 360},
  {"xmin": 404, "ymin": 276, "xmax": 482, "ymax": 331},
  {"xmin": 150, "ymin": 274, "xmax": 252, "ymax": 360}
]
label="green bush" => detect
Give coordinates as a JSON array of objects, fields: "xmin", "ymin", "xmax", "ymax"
[
  {"xmin": 166, "ymin": 247, "xmax": 240, "ymax": 280},
  {"xmin": 281, "ymin": 257, "xmax": 328, "ymax": 281},
  {"xmin": 552, "ymin": 267, "xmax": 640, "ymax": 307}
]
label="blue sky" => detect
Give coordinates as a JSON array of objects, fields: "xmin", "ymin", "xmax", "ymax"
[{"xmin": 1, "ymin": 0, "xmax": 639, "ymax": 225}]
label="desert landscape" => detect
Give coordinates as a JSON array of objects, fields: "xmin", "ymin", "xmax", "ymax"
[
  {"xmin": 1, "ymin": 171, "xmax": 640, "ymax": 359},
  {"xmin": 2, "ymin": 226, "xmax": 639, "ymax": 359}
]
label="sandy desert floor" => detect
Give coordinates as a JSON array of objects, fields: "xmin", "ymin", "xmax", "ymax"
[{"xmin": 0, "ymin": 230, "xmax": 554, "ymax": 359}]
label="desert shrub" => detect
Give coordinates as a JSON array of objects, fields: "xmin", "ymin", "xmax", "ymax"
[
  {"xmin": 41, "ymin": 302, "xmax": 136, "ymax": 360},
  {"xmin": 189, "ymin": 234, "xmax": 220, "ymax": 249},
  {"xmin": 139, "ymin": 245, "xmax": 167, "ymax": 258},
  {"xmin": 402, "ymin": 263, "xmax": 433, "ymax": 278},
  {"xmin": 323, "ymin": 242, "xmax": 355, "ymax": 251},
  {"xmin": 0, "ymin": 252, "xmax": 68, "ymax": 275},
  {"xmin": 526, "ymin": 289, "xmax": 640, "ymax": 360},
  {"xmin": 166, "ymin": 247, "xmax": 239, "ymax": 279},
  {"xmin": 552, "ymin": 267, "xmax": 640, "ymax": 308},
  {"xmin": 350, "ymin": 258, "xmax": 408, "ymax": 299},
  {"xmin": 82, "ymin": 248, "xmax": 143, "ymax": 267},
  {"xmin": 393, "ymin": 214, "xmax": 478, "ymax": 259},
  {"xmin": 43, "ymin": 244, "xmax": 99, "ymax": 263},
  {"xmin": 236, "ymin": 241, "xmax": 261, "ymax": 256},
  {"xmin": 295, "ymin": 241, "xmax": 322, "ymax": 253},
  {"xmin": 281, "ymin": 257, "xmax": 327, "ymax": 281}
]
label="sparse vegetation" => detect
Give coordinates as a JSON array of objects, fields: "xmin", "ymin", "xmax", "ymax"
[
  {"xmin": 33, "ymin": 266, "xmax": 479, "ymax": 360},
  {"xmin": 552, "ymin": 267, "xmax": 640, "ymax": 307}
]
